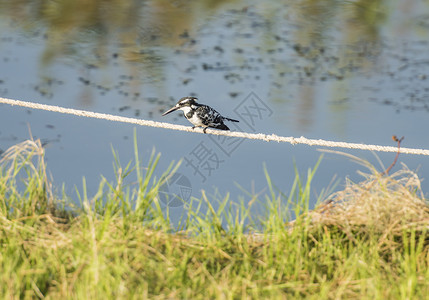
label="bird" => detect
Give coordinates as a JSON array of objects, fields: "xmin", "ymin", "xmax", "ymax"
[{"xmin": 162, "ymin": 97, "xmax": 239, "ymax": 133}]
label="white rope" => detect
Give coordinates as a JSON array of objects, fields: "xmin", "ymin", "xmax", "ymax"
[{"xmin": 1, "ymin": 96, "xmax": 429, "ymax": 156}]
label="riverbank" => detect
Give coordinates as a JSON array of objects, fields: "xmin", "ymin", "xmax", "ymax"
[{"xmin": 1, "ymin": 139, "xmax": 428, "ymax": 299}]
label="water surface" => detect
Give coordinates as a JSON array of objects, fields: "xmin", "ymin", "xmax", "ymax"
[{"xmin": 1, "ymin": 0, "xmax": 429, "ymax": 220}]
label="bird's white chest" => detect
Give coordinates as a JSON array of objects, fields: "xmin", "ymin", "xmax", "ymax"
[
  {"xmin": 180, "ymin": 106, "xmax": 204, "ymax": 126},
  {"xmin": 189, "ymin": 113, "xmax": 204, "ymax": 126}
]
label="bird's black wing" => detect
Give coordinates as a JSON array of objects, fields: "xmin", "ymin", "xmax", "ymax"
[{"xmin": 197, "ymin": 105, "xmax": 229, "ymax": 130}]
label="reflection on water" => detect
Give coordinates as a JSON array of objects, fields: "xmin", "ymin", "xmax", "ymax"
[
  {"xmin": 2, "ymin": 0, "xmax": 427, "ymax": 115},
  {"xmin": 1, "ymin": 0, "xmax": 429, "ymax": 129},
  {"xmin": 0, "ymin": 0, "xmax": 406, "ymax": 71}
]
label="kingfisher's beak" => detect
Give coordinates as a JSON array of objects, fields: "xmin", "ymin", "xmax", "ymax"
[{"xmin": 162, "ymin": 105, "xmax": 179, "ymax": 116}]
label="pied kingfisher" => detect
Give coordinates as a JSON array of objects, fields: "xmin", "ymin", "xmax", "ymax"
[{"xmin": 162, "ymin": 97, "xmax": 239, "ymax": 133}]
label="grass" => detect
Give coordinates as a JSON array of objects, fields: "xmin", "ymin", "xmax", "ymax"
[{"xmin": 0, "ymin": 134, "xmax": 428, "ymax": 299}]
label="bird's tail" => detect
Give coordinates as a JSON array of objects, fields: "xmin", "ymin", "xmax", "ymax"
[
  {"xmin": 215, "ymin": 124, "xmax": 230, "ymax": 131},
  {"xmin": 224, "ymin": 117, "xmax": 239, "ymax": 122}
]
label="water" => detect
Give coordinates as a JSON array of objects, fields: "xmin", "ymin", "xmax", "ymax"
[{"xmin": 1, "ymin": 0, "xmax": 429, "ymax": 221}]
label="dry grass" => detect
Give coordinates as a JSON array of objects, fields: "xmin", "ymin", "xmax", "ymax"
[{"xmin": 303, "ymin": 152, "xmax": 429, "ymax": 241}]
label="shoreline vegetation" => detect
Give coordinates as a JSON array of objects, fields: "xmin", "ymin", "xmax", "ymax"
[{"xmin": 1, "ymin": 137, "xmax": 428, "ymax": 299}]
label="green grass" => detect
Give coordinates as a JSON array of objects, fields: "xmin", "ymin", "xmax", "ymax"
[{"xmin": 0, "ymin": 134, "xmax": 428, "ymax": 299}]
